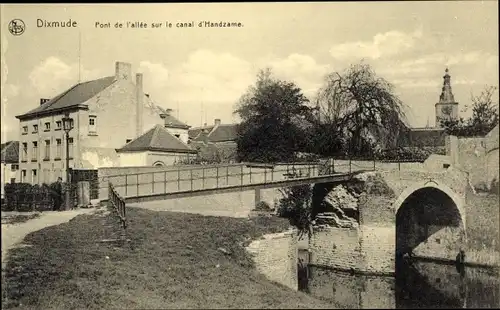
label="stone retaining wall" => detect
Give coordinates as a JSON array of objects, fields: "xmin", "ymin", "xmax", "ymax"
[{"xmin": 245, "ymin": 229, "xmax": 298, "ymax": 291}]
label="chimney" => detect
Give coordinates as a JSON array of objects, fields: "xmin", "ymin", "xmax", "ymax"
[
  {"xmin": 115, "ymin": 61, "xmax": 132, "ymax": 80},
  {"xmin": 40, "ymin": 98, "xmax": 50, "ymax": 106},
  {"xmin": 214, "ymin": 118, "xmax": 221, "ymax": 126},
  {"xmin": 136, "ymin": 73, "xmax": 144, "ymax": 138}
]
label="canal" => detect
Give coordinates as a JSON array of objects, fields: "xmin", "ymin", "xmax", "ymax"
[{"xmin": 301, "ymin": 258, "xmax": 500, "ymax": 308}]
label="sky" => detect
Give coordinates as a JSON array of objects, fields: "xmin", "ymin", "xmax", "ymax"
[{"xmin": 1, "ymin": 2, "xmax": 498, "ymax": 142}]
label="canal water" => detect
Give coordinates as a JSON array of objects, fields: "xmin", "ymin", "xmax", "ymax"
[{"xmin": 301, "ymin": 257, "xmax": 500, "ymax": 308}]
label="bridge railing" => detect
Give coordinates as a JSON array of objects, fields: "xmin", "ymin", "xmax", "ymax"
[
  {"xmin": 108, "ymin": 182, "xmax": 127, "ymax": 240},
  {"xmin": 100, "ymin": 159, "xmax": 372, "ymax": 199}
]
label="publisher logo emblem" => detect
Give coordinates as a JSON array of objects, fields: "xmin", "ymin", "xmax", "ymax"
[{"xmin": 8, "ymin": 19, "xmax": 25, "ymax": 36}]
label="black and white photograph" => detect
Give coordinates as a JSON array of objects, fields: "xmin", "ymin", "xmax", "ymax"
[{"xmin": 1, "ymin": 2, "xmax": 499, "ymax": 309}]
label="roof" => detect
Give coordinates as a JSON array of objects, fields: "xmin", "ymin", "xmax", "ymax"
[
  {"xmin": 16, "ymin": 76, "xmax": 116, "ymax": 119},
  {"xmin": 156, "ymin": 107, "xmax": 190, "ymax": 129},
  {"xmin": 437, "ymin": 68, "xmax": 457, "ymax": 104},
  {"xmin": 189, "ymin": 126, "xmax": 214, "ymax": 140},
  {"xmin": 399, "ymin": 127, "xmax": 447, "ymax": 147},
  {"xmin": 1, "ymin": 141, "xmax": 19, "ymax": 164},
  {"xmin": 208, "ymin": 124, "xmax": 239, "ymax": 142},
  {"xmin": 189, "ymin": 123, "xmax": 239, "ymax": 143},
  {"xmin": 116, "ymin": 125, "xmax": 197, "ymax": 154}
]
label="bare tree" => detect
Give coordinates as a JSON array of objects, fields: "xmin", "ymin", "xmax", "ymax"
[{"xmin": 313, "ymin": 62, "xmax": 409, "ymax": 156}]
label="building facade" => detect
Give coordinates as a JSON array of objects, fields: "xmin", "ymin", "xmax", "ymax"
[
  {"xmin": 116, "ymin": 124, "xmax": 197, "ymax": 166},
  {"xmin": 188, "ymin": 119, "xmax": 239, "ymax": 162},
  {"xmin": 15, "ymin": 61, "xmax": 168, "ymax": 184}
]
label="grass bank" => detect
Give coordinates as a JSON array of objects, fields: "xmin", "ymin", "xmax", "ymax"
[{"xmin": 1, "ymin": 207, "xmax": 334, "ymax": 309}]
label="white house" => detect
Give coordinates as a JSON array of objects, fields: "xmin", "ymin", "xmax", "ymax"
[{"xmin": 115, "ymin": 124, "xmax": 197, "ymax": 167}]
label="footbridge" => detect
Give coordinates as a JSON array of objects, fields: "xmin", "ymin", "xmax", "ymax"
[{"xmin": 103, "ymin": 155, "xmax": 472, "ymax": 274}]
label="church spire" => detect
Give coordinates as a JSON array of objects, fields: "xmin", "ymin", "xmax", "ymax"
[{"xmin": 438, "ymin": 68, "xmax": 456, "ymax": 104}]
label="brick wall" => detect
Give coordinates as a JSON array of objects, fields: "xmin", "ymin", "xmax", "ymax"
[
  {"xmin": 446, "ymin": 131, "xmax": 499, "ymax": 189},
  {"xmin": 360, "ymin": 225, "xmax": 395, "ymax": 274},
  {"xmin": 464, "ymin": 193, "xmax": 500, "ymax": 266},
  {"xmin": 309, "ymin": 225, "xmax": 361, "ymax": 271},
  {"xmin": 245, "ymin": 229, "xmax": 298, "ymax": 291},
  {"xmin": 128, "ymin": 190, "xmax": 258, "ymax": 218}
]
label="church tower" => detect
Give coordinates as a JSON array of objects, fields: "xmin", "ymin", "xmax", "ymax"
[{"xmin": 435, "ymin": 68, "xmax": 459, "ymax": 127}]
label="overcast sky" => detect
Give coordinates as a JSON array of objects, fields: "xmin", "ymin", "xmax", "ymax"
[{"xmin": 1, "ymin": 2, "xmax": 498, "ymax": 141}]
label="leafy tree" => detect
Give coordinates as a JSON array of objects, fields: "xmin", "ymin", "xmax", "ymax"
[
  {"xmin": 311, "ymin": 62, "xmax": 409, "ymax": 157},
  {"xmin": 276, "ymin": 185, "xmax": 313, "ymax": 240},
  {"xmin": 234, "ymin": 69, "xmax": 313, "ymax": 163},
  {"xmin": 441, "ymin": 85, "xmax": 499, "ymax": 137}
]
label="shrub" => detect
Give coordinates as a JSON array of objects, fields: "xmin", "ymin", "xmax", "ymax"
[
  {"xmin": 277, "ymin": 185, "xmax": 313, "ymax": 240},
  {"xmin": 2, "ymin": 181, "xmax": 72, "ymax": 212},
  {"xmin": 254, "ymin": 201, "xmax": 272, "ymax": 211}
]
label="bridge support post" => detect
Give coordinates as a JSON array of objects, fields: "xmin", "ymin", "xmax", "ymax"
[{"xmin": 254, "ymin": 188, "xmax": 261, "ymax": 208}]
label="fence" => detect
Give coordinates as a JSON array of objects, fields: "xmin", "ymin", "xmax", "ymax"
[{"xmin": 108, "ymin": 182, "xmax": 127, "ymax": 241}]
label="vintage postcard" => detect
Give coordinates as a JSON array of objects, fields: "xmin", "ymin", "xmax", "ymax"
[{"xmin": 1, "ymin": 2, "xmax": 499, "ymax": 309}]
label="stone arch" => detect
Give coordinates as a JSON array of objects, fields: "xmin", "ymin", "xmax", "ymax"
[
  {"xmin": 153, "ymin": 161, "xmax": 165, "ymax": 167},
  {"xmin": 394, "ymin": 181, "xmax": 467, "ymax": 259},
  {"xmin": 393, "ymin": 181, "xmax": 466, "ymax": 229}
]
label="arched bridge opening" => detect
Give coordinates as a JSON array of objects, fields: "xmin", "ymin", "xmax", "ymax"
[{"xmin": 395, "ymin": 186, "xmax": 466, "ymax": 262}]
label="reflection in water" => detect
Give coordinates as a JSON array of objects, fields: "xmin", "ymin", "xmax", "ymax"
[{"xmin": 305, "ymin": 259, "xmax": 500, "ymax": 309}]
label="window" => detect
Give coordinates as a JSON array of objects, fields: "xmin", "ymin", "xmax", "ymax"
[
  {"xmin": 22, "ymin": 126, "xmax": 28, "ymax": 135},
  {"xmin": 174, "ymin": 134, "xmax": 180, "ymax": 139},
  {"xmin": 21, "ymin": 170, "xmax": 26, "ymax": 183},
  {"xmin": 10, "ymin": 178, "xmax": 16, "ymax": 184},
  {"xmin": 33, "ymin": 125, "xmax": 38, "ymax": 133},
  {"xmin": 68, "ymin": 137, "xmax": 74, "ymax": 159},
  {"xmin": 44, "ymin": 122, "xmax": 51, "ymax": 131},
  {"xmin": 44, "ymin": 140, "xmax": 51, "ymax": 160},
  {"xmin": 56, "ymin": 121, "xmax": 62, "ymax": 130},
  {"xmin": 21, "ymin": 143, "xmax": 28, "ymax": 161},
  {"xmin": 32, "ymin": 169, "xmax": 38, "ymax": 184},
  {"xmin": 126, "ymin": 139, "xmax": 132, "ymax": 143},
  {"xmin": 55, "ymin": 139, "xmax": 62, "ymax": 159},
  {"xmin": 11, "ymin": 164, "xmax": 19, "ymax": 171},
  {"xmin": 89, "ymin": 115, "xmax": 97, "ymax": 134},
  {"xmin": 32, "ymin": 141, "xmax": 38, "ymax": 161}
]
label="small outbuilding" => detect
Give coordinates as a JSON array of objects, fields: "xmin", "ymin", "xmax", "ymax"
[{"xmin": 116, "ymin": 125, "xmax": 197, "ymax": 167}]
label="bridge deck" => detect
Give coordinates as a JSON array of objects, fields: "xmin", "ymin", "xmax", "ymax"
[
  {"xmin": 124, "ymin": 171, "xmax": 368, "ymax": 204},
  {"xmin": 102, "ymin": 161, "xmax": 377, "ymax": 203}
]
